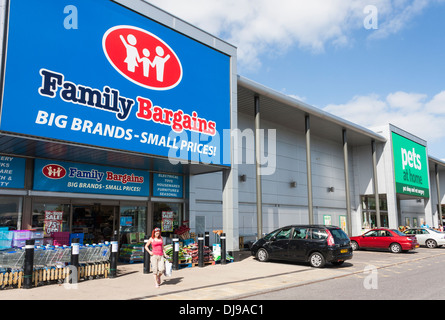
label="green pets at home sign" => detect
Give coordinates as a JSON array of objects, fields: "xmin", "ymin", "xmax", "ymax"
[{"xmin": 392, "ymin": 132, "xmax": 430, "ymax": 198}]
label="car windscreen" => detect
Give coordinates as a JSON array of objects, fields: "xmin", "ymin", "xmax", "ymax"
[
  {"xmin": 428, "ymin": 228, "xmax": 443, "ymax": 234},
  {"xmin": 391, "ymin": 229, "xmax": 407, "ymax": 236},
  {"xmin": 263, "ymin": 229, "xmax": 281, "ymax": 240},
  {"xmin": 329, "ymin": 228, "xmax": 349, "ymax": 241}
]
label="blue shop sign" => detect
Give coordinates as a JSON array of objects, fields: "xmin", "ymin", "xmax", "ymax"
[
  {"xmin": 0, "ymin": 156, "xmax": 26, "ymax": 189},
  {"xmin": 33, "ymin": 159, "xmax": 150, "ymax": 197},
  {"xmin": 0, "ymin": 0, "xmax": 231, "ymax": 166},
  {"xmin": 153, "ymin": 173, "xmax": 183, "ymax": 198}
]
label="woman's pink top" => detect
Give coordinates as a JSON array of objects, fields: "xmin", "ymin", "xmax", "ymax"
[{"xmin": 152, "ymin": 238, "xmax": 164, "ymax": 256}]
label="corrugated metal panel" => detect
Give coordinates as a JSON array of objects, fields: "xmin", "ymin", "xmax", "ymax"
[{"xmin": 237, "ymin": 76, "xmax": 386, "ymax": 147}]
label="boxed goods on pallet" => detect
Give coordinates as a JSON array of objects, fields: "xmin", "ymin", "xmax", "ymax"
[
  {"xmin": 69, "ymin": 233, "xmax": 84, "ymax": 245},
  {"xmin": 0, "ymin": 229, "xmax": 13, "ymax": 250},
  {"xmin": 30, "ymin": 230, "xmax": 44, "ymax": 239},
  {"xmin": 12, "ymin": 230, "xmax": 31, "ymax": 248},
  {"xmin": 119, "ymin": 243, "xmax": 144, "ymax": 263},
  {"xmin": 52, "ymin": 232, "xmax": 70, "ymax": 246},
  {"xmin": 164, "ymin": 244, "xmax": 192, "ymax": 263},
  {"xmin": 4, "ymin": 230, "xmax": 46, "ymax": 248},
  {"xmin": 182, "ymin": 243, "xmax": 213, "ymax": 264}
]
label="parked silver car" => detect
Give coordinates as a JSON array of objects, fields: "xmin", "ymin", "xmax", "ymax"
[{"xmin": 404, "ymin": 228, "xmax": 445, "ymax": 248}]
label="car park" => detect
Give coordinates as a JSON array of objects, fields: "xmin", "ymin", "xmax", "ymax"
[
  {"xmin": 250, "ymin": 225, "xmax": 353, "ymax": 268},
  {"xmin": 350, "ymin": 228, "xmax": 419, "ymax": 253},
  {"xmin": 403, "ymin": 228, "xmax": 445, "ymax": 248}
]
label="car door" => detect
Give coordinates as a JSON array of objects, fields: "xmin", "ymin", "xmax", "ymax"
[
  {"xmin": 360, "ymin": 230, "xmax": 379, "ymax": 248},
  {"xmin": 376, "ymin": 230, "xmax": 393, "ymax": 248},
  {"xmin": 288, "ymin": 227, "xmax": 311, "ymax": 261},
  {"xmin": 268, "ymin": 227, "xmax": 292, "ymax": 260},
  {"xmin": 416, "ymin": 229, "xmax": 428, "ymax": 245}
]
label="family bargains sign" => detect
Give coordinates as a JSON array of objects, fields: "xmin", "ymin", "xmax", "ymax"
[
  {"xmin": 33, "ymin": 159, "xmax": 150, "ymax": 197},
  {"xmin": 392, "ymin": 132, "xmax": 430, "ymax": 198},
  {"xmin": 0, "ymin": 0, "xmax": 231, "ymax": 165}
]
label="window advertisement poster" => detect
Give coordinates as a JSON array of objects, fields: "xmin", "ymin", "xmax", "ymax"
[
  {"xmin": 0, "ymin": 155, "xmax": 26, "ymax": 189},
  {"xmin": 323, "ymin": 215, "xmax": 332, "ymax": 226},
  {"xmin": 161, "ymin": 211, "xmax": 174, "ymax": 232},
  {"xmin": 153, "ymin": 173, "xmax": 183, "ymax": 198},
  {"xmin": 0, "ymin": 0, "xmax": 231, "ymax": 166},
  {"xmin": 44, "ymin": 211, "xmax": 63, "ymax": 236},
  {"xmin": 339, "ymin": 216, "xmax": 347, "ymax": 233},
  {"xmin": 33, "ymin": 158, "xmax": 150, "ymax": 196},
  {"xmin": 120, "ymin": 216, "xmax": 133, "ymax": 227},
  {"xmin": 391, "ymin": 132, "xmax": 430, "ymax": 198}
]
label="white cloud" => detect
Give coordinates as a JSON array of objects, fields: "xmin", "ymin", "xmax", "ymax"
[
  {"xmin": 425, "ymin": 91, "xmax": 445, "ymax": 114},
  {"xmin": 386, "ymin": 91, "xmax": 427, "ymax": 111},
  {"xmin": 323, "ymin": 91, "xmax": 445, "ymax": 143},
  {"xmin": 145, "ymin": 0, "xmax": 440, "ymax": 70}
]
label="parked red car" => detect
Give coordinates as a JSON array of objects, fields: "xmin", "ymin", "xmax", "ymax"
[{"xmin": 350, "ymin": 228, "xmax": 419, "ymax": 253}]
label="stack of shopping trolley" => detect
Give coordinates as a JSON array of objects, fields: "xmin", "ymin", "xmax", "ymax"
[{"xmin": 0, "ymin": 242, "xmax": 111, "ymax": 289}]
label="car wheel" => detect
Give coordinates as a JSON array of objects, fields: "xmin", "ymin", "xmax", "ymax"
[
  {"xmin": 256, "ymin": 248, "xmax": 269, "ymax": 262},
  {"xmin": 309, "ymin": 252, "xmax": 326, "ymax": 268},
  {"xmin": 351, "ymin": 241, "xmax": 359, "ymax": 251},
  {"xmin": 389, "ymin": 243, "xmax": 402, "ymax": 253},
  {"xmin": 426, "ymin": 239, "xmax": 437, "ymax": 249}
]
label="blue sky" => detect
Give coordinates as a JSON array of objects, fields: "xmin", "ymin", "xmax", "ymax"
[{"xmin": 148, "ymin": 0, "xmax": 445, "ymax": 159}]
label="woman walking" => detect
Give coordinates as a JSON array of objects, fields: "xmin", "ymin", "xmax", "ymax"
[{"xmin": 145, "ymin": 227, "xmax": 169, "ymax": 288}]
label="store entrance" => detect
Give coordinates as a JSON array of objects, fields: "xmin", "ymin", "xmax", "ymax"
[
  {"xmin": 72, "ymin": 204, "xmax": 118, "ymax": 244},
  {"xmin": 153, "ymin": 202, "xmax": 183, "ymax": 238}
]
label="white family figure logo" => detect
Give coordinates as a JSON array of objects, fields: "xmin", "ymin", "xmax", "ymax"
[
  {"xmin": 120, "ymin": 34, "xmax": 171, "ymax": 82},
  {"xmin": 46, "ymin": 166, "xmax": 63, "ymax": 177},
  {"xmin": 103, "ymin": 25, "xmax": 183, "ymax": 90}
]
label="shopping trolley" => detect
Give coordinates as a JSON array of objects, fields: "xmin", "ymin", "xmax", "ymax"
[
  {"xmin": 78, "ymin": 243, "xmax": 111, "ymax": 279},
  {"xmin": 0, "ymin": 248, "xmax": 26, "ymax": 289},
  {"xmin": 0, "ymin": 248, "xmax": 26, "ymax": 270}
]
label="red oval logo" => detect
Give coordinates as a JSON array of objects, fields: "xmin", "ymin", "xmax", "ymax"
[
  {"xmin": 42, "ymin": 164, "xmax": 66, "ymax": 179},
  {"xmin": 103, "ymin": 26, "xmax": 183, "ymax": 90}
]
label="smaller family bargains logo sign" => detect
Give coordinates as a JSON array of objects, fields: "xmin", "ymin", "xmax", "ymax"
[
  {"xmin": 103, "ymin": 26, "xmax": 183, "ymax": 91},
  {"xmin": 34, "ymin": 159, "xmax": 150, "ymax": 197},
  {"xmin": 42, "ymin": 164, "xmax": 67, "ymax": 179}
]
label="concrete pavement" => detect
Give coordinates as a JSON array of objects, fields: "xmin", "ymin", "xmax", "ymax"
[{"xmin": 1, "ymin": 248, "xmax": 444, "ymax": 300}]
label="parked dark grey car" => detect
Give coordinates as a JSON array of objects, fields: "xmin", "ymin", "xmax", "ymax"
[{"xmin": 250, "ymin": 225, "xmax": 353, "ymax": 268}]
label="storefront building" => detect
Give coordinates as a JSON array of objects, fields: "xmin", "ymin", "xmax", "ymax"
[
  {"xmin": 0, "ymin": 0, "xmax": 238, "ymax": 249},
  {"xmin": 1, "ymin": 0, "xmax": 445, "ymax": 256}
]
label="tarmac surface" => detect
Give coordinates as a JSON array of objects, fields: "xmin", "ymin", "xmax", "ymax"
[{"xmin": 1, "ymin": 248, "xmax": 443, "ymax": 300}]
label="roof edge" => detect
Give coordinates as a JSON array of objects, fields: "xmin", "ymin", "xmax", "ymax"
[{"xmin": 237, "ymin": 75, "xmax": 386, "ymax": 143}]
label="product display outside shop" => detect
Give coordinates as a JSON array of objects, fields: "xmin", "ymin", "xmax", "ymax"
[
  {"xmin": 0, "ymin": 0, "xmax": 231, "ymax": 165},
  {"xmin": 391, "ymin": 132, "xmax": 430, "ymax": 198}
]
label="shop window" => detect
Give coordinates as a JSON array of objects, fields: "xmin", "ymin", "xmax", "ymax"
[
  {"xmin": 0, "ymin": 196, "xmax": 23, "ymax": 230},
  {"xmin": 361, "ymin": 195, "xmax": 388, "ymax": 230},
  {"xmin": 32, "ymin": 203, "xmax": 70, "ymax": 235},
  {"xmin": 72, "ymin": 205, "xmax": 117, "ymax": 244},
  {"xmin": 153, "ymin": 202, "xmax": 182, "ymax": 237},
  {"xmin": 119, "ymin": 206, "xmax": 146, "ymax": 244}
]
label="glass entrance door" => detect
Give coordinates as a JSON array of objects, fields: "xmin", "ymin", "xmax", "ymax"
[
  {"xmin": 119, "ymin": 205, "xmax": 147, "ymax": 245},
  {"xmin": 72, "ymin": 204, "xmax": 118, "ymax": 244},
  {"xmin": 153, "ymin": 202, "xmax": 183, "ymax": 238}
]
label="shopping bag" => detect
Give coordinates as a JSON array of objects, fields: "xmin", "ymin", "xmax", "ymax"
[{"xmin": 164, "ymin": 260, "xmax": 172, "ymax": 277}]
